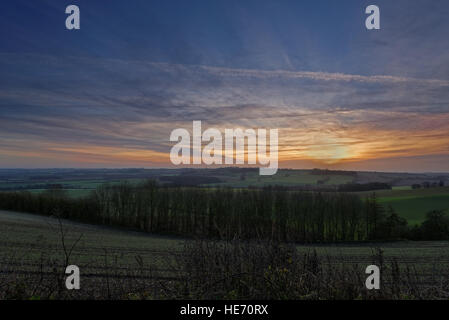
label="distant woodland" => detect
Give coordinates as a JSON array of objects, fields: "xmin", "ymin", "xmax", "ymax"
[{"xmin": 0, "ymin": 181, "xmax": 447, "ymax": 242}]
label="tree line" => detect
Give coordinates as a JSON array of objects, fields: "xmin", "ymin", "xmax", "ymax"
[{"xmin": 0, "ymin": 181, "xmax": 447, "ymax": 242}]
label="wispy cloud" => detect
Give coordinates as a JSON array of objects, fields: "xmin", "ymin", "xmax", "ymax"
[{"xmin": 1, "ymin": 53, "xmax": 449, "ymax": 170}]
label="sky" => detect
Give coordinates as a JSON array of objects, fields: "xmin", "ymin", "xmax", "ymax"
[{"xmin": 1, "ymin": 0, "xmax": 449, "ymax": 172}]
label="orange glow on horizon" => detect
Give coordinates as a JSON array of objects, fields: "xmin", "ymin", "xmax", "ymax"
[{"xmin": 1, "ymin": 112, "xmax": 449, "ymax": 170}]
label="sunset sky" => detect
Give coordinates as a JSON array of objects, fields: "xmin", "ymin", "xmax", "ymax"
[{"xmin": 1, "ymin": 0, "xmax": 449, "ymax": 172}]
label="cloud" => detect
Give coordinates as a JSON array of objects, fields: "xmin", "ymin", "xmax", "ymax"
[{"xmin": 1, "ymin": 53, "xmax": 449, "ymax": 170}]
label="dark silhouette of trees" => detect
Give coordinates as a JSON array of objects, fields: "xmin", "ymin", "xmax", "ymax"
[
  {"xmin": 0, "ymin": 180, "xmax": 445, "ymax": 242},
  {"xmin": 376, "ymin": 205, "xmax": 408, "ymax": 240},
  {"xmin": 364, "ymin": 193, "xmax": 386, "ymax": 240},
  {"xmin": 419, "ymin": 210, "xmax": 449, "ymax": 240}
]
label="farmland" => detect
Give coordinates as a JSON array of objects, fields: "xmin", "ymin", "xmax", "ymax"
[
  {"xmin": 1, "ymin": 171, "xmax": 448, "ymax": 298},
  {"xmin": 1, "ymin": 168, "xmax": 448, "ymax": 192},
  {"xmin": 0, "ymin": 209, "xmax": 448, "ymax": 299},
  {"xmin": 379, "ymin": 194, "xmax": 449, "ymax": 225},
  {"xmin": 1, "ymin": 168, "xmax": 448, "ymax": 226},
  {"xmin": 357, "ymin": 187, "xmax": 449, "ymax": 225}
]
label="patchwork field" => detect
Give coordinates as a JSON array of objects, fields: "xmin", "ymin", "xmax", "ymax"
[{"xmin": 1, "ymin": 168, "xmax": 447, "ymax": 192}]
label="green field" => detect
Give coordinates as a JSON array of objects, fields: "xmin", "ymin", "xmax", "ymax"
[
  {"xmin": 379, "ymin": 194, "xmax": 449, "ymax": 225},
  {"xmin": 210, "ymin": 170, "xmax": 353, "ymax": 187},
  {"xmin": 364, "ymin": 187, "xmax": 449, "ymax": 225},
  {"xmin": 26, "ymin": 189, "xmax": 94, "ymax": 198},
  {"xmin": 5, "ymin": 170, "xmax": 356, "ymax": 197}
]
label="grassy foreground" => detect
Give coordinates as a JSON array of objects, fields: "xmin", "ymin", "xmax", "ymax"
[{"xmin": 1, "ymin": 210, "xmax": 448, "ymax": 299}]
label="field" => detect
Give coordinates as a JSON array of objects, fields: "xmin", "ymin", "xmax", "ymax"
[
  {"xmin": 26, "ymin": 189, "xmax": 94, "ymax": 198},
  {"xmin": 379, "ymin": 194, "xmax": 449, "ymax": 225},
  {"xmin": 356, "ymin": 187, "xmax": 449, "ymax": 225},
  {"xmin": 1, "ymin": 168, "xmax": 447, "ymax": 191},
  {"xmin": 1, "ymin": 209, "xmax": 448, "ymax": 299},
  {"xmin": 0, "ymin": 168, "xmax": 357, "ymax": 193},
  {"xmin": 209, "ymin": 170, "xmax": 354, "ymax": 187},
  {"xmin": 0, "ymin": 209, "xmax": 183, "ymax": 299}
]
